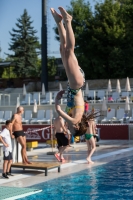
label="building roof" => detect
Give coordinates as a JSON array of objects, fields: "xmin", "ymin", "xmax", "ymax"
[{"xmin": 0, "ymin": 61, "xmax": 12, "ymax": 68}]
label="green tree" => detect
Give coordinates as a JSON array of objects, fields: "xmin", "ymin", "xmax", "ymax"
[
  {"xmin": 0, "ymin": 57, "xmax": 14, "ymax": 78},
  {"xmin": 0, "ymin": 58, "xmax": 5, "ymax": 77},
  {"xmin": 47, "ymin": 57, "xmax": 57, "ymax": 78},
  {"xmin": 53, "ymin": 0, "xmax": 133, "ymax": 79},
  {"xmin": 36, "ymin": 57, "xmax": 57, "ymax": 80},
  {"xmin": 89, "ymin": 0, "xmax": 125, "ymax": 78},
  {"xmin": 7, "ymin": 9, "xmax": 40, "ymax": 77},
  {"xmin": 68, "ymin": 0, "xmax": 126, "ymax": 78},
  {"xmin": 1, "ymin": 57, "xmax": 17, "ymax": 78},
  {"xmin": 117, "ymin": 0, "xmax": 133, "ymax": 77}
]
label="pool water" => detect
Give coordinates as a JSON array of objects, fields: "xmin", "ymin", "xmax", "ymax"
[{"xmin": 20, "ymin": 156, "xmax": 133, "ymax": 200}]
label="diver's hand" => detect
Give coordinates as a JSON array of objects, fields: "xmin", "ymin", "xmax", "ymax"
[
  {"xmin": 55, "ymin": 99, "xmax": 61, "ymax": 112},
  {"xmin": 55, "ymin": 104, "xmax": 61, "ymax": 112},
  {"xmin": 55, "ymin": 96, "xmax": 61, "ymax": 112},
  {"xmin": 56, "ymin": 90, "xmax": 65, "ymax": 100}
]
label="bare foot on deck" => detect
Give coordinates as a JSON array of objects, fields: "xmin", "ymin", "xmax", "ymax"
[
  {"xmin": 23, "ymin": 161, "xmax": 28, "ymax": 165},
  {"xmin": 23, "ymin": 159, "xmax": 32, "ymax": 165},
  {"xmin": 58, "ymin": 7, "xmax": 72, "ymax": 22},
  {"xmin": 87, "ymin": 159, "xmax": 94, "ymax": 164},
  {"xmin": 50, "ymin": 8, "xmax": 62, "ymax": 23},
  {"xmin": 27, "ymin": 161, "xmax": 32, "ymax": 164},
  {"xmin": 61, "ymin": 158, "xmax": 66, "ymax": 163},
  {"xmin": 54, "ymin": 153, "xmax": 61, "ymax": 162}
]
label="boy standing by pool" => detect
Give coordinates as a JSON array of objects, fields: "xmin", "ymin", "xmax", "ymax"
[
  {"xmin": 0, "ymin": 120, "xmax": 13, "ymax": 178},
  {"xmin": 53, "ymin": 116, "xmax": 68, "ymax": 163}
]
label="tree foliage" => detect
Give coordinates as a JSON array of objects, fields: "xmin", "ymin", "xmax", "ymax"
[
  {"xmin": 47, "ymin": 57, "xmax": 57, "ymax": 77},
  {"xmin": 54, "ymin": 0, "xmax": 133, "ymax": 79},
  {"xmin": 36, "ymin": 56, "xmax": 57, "ymax": 80},
  {"xmin": 7, "ymin": 9, "xmax": 40, "ymax": 77}
]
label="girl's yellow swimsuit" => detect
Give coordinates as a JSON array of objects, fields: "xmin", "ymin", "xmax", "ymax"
[{"xmin": 65, "ymin": 68, "xmax": 85, "ymax": 115}]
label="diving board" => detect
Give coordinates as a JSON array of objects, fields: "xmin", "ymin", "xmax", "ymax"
[{"xmin": 11, "ymin": 162, "xmax": 61, "ymax": 176}]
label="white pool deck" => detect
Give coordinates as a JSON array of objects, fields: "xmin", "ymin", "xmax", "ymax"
[{"xmin": 0, "ymin": 140, "xmax": 133, "ymax": 188}]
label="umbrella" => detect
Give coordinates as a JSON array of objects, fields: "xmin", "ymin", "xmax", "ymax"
[
  {"xmin": 23, "ymin": 84, "xmax": 27, "ymax": 96},
  {"xmin": 107, "ymin": 79, "xmax": 112, "ymax": 92},
  {"xmin": 125, "ymin": 77, "xmax": 131, "ymax": 92},
  {"xmin": 59, "ymin": 83, "xmax": 63, "ymax": 91},
  {"xmin": 125, "ymin": 96, "xmax": 130, "ymax": 111},
  {"xmin": 116, "ymin": 79, "xmax": 121, "ymax": 93},
  {"xmin": 28, "ymin": 93, "xmax": 30, "ymax": 106},
  {"xmin": 101, "ymin": 97, "xmax": 107, "ymax": 111},
  {"xmin": 15, "ymin": 97, "xmax": 20, "ymax": 112},
  {"xmin": 42, "ymin": 83, "xmax": 45, "ymax": 96},
  {"xmin": 85, "ymin": 82, "xmax": 89, "ymax": 96},
  {"xmin": 33, "ymin": 99, "xmax": 37, "ymax": 113}
]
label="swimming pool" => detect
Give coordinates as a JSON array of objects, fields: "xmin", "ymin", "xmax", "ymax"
[{"xmin": 20, "ymin": 156, "xmax": 133, "ymax": 200}]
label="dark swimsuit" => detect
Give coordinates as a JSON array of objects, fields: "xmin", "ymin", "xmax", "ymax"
[
  {"xmin": 56, "ymin": 132, "xmax": 68, "ymax": 148},
  {"xmin": 13, "ymin": 130, "xmax": 25, "ymax": 138}
]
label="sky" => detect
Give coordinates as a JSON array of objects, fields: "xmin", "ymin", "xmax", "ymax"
[{"xmin": 0, "ymin": 0, "xmax": 95, "ymax": 59}]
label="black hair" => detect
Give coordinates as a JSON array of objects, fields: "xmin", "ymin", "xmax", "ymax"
[
  {"xmin": 74, "ymin": 111, "xmax": 101, "ymax": 137},
  {"xmin": 6, "ymin": 120, "xmax": 12, "ymax": 125}
]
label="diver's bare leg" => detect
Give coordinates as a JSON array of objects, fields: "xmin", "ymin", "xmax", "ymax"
[
  {"xmin": 50, "ymin": 8, "xmax": 66, "ymax": 65},
  {"xmin": 86, "ymin": 138, "xmax": 96, "ymax": 164},
  {"xmin": 58, "ymin": 7, "xmax": 84, "ymax": 89}
]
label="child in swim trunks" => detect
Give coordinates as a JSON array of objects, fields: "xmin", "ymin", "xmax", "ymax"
[{"xmin": 85, "ymin": 119, "xmax": 96, "ymax": 164}]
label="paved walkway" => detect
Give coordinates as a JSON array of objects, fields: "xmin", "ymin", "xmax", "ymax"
[{"xmin": 0, "ymin": 140, "xmax": 133, "ymax": 188}]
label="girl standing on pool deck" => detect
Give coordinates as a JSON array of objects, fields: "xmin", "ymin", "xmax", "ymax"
[
  {"xmin": 50, "ymin": 7, "xmax": 85, "ymax": 135},
  {"xmin": 85, "ymin": 119, "xmax": 96, "ymax": 164}
]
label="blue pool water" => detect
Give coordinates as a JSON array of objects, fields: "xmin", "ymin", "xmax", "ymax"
[{"xmin": 20, "ymin": 156, "xmax": 133, "ymax": 200}]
